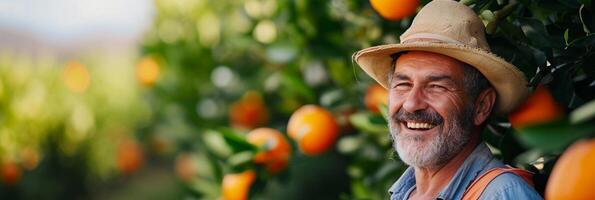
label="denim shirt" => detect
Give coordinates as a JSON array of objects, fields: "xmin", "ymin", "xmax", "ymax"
[{"xmin": 388, "ymin": 143, "xmax": 543, "ymax": 200}]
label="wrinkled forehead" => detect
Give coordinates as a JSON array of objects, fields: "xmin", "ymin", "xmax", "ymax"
[{"xmin": 393, "ymin": 51, "xmax": 467, "ymax": 81}]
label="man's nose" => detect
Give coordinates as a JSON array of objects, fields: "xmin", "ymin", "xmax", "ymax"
[{"xmin": 402, "ymin": 87, "xmax": 428, "ymax": 113}]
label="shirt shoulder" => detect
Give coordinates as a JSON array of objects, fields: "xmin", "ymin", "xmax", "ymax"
[{"xmin": 478, "ymin": 172, "xmax": 543, "ymax": 200}]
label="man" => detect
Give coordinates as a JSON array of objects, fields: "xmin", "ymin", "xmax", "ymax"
[{"xmin": 354, "ymin": 0, "xmax": 542, "ymax": 199}]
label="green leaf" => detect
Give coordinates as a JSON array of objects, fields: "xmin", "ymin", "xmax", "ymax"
[
  {"xmin": 579, "ymin": 0, "xmax": 592, "ymax": 6},
  {"xmin": 319, "ymin": 89, "xmax": 344, "ymax": 108},
  {"xmin": 460, "ymin": 0, "xmax": 480, "ymax": 6},
  {"xmin": 203, "ymin": 130, "xmax": 233, "ymax": 158},
  {"xmin": 480, "ymin": 10, "xmax": 496, "ymax": 24},
  {"xmin": 337, "ymin": 135, "xmax": 363, "ymax": 154},
  {"xmin": 564, "ymin": 29, "xmax": 569, "ymax": 45},
  {"xmin": 514, "ymin": 149, "xmax": 543, "ymax": 166},
  {"xmin": 219, "ymin": 128, "xmax": 258, "ymax": 153},
  {"xmin": 228, "ymin": 151, "xmax": 255, "ymax": 170},
  {"xmin": 327, "ymin": 58, "xmax": 353, "ymax": 88},
  {"xmin": 379, "ymin": 103, "xmax": 389, "ymax": 123},
  {"xmin": 516, "ymin": 119, "xmax": 595, "ymax": 153},
  {"xmin": 567, "ymin": 34, "xmax": 595, "ymax": 48},
  {"xmin": 281, "ymin": 70, "xmax": 316, "ymax": 103},
  {"xmin": 518, "ymin": 17, "xmax": 553, "ymax": 48},
  {"xmin": 570, "ymin": 99, "xmax": 595, "ymax": 124},
  {"xmin": 349, "ymin": 112, "xmax": 389, "ymax": 135},
  {"xmin": 351, "ymin": 180, "xmax": 372, "ymax": 199},
  {"xmin": 188, "ymin": 174, "xmax": 221, "ymax": 197},
  {"xmin": 498, "ymin": 21, "xmax": 529, "ymax": 43}
]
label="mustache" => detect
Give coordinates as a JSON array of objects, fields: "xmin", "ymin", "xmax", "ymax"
[{"xmin": 392, "ymin": 109, "xmax": 444, "ymax": 125}]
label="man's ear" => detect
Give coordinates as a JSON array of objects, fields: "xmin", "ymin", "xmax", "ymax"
[{"xmin": 473, "ymin": 88, "xmax": 497, "ymax": 126}]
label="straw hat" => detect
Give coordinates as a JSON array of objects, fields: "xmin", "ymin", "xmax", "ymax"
[{"xmin": 353, "ymin": 0, "xmax": 528, "ymax": 115}]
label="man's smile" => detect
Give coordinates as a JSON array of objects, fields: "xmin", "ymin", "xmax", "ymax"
[
  {"xmin": 393, "ymin": 108, "xmax": 444, "ymax": 133},
  {"xmin": 403, "ymin": 121, "xmax": 438, "ymax": 130}
]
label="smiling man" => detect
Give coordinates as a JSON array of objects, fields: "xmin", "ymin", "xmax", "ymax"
[{"xmin": 354, "ymin": 0, "xmax": 542, "ymax": 200}]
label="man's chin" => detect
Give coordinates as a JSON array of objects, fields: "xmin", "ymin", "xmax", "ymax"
[{"xmin": 395, "ymin": 141, "xmax": 436, "ymax": 167}]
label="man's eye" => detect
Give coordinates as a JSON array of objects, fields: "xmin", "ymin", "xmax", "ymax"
[
  {"xmin": 429, "ymin": 84, "xmax": 447, "ymax": 91},
  {"xmin": 394, "ymin": 83, "xmax": 411, "ymax": 89}
]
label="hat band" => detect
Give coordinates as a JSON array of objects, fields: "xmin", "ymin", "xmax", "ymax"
[{"xmin": 401, "ymin": 33, "xmax": 464, "ymax": 45}]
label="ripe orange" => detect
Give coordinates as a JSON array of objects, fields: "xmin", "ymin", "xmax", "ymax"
[
  {"xmin": 1, "ymin": 162, "xmax": 21, "ymax": 186},
  {"xmin": 116, "ymin": 138, "xmax": 144, "ymax": 175},
  {"xmin": 370, "ymin": 0, "xmax": 420, "ymax": 21},
  {"xmin": 136, "ymin": 56, "xmax": 160, "ymax": 87},
  {"xmin": 222, "ymin": 170, "xmax": 256, "ymax": 200},
  {"xmin": 546, "ymin": 139, "xmax": 595, "ymax": 200},
  {"xmin": 63, "ymin": 60, "xmax": 91, "ymax": 93},
  {"xmin": 246, "ymin": 128, "xmax": 291, "ymax": 173},
  {"xmin": 364, "ymin": 83, "xmax": 389, "ymax": 113},
  {"xmin": 229, "ymin": 91, "xmax": 269, "ymax": 130},
  {"xmin": 175, "ymin": 153, "xmax": 197, "ymax": 182},
  {"xmin": 287, "ymin": 105, "xmax": 340, "ymax": 155},
  {"xmin": 509, "ymin": 85, "xmax": 565, "ymax": 129}
]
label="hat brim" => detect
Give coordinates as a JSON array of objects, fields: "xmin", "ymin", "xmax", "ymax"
[{"xmin": 353, "ymin": 42, "xmax": 529, "ymax": 115}]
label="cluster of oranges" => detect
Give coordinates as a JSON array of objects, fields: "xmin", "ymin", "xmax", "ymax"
[
  {"xmin": 222, "ymin": 104, "xmax": 340, "ymax": 200},
  {"xmin": 1, "ymin": 147, "xmax": 41, "ymax": 186},
  {"xmin": 508, "ymin": 85, "xmax": 595, "ymax": 199},
  {"xmin": 174, "ymin": 1, "xmax": 414, "ymax": 196},
  {"xmin": 218, "ymin": 84, "xmax": 388, "ymax": 200}
]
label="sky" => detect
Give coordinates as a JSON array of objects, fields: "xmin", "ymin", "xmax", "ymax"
[{"xmin": 0, "ymin": 0, "xmax": 154, "ymax": 52}]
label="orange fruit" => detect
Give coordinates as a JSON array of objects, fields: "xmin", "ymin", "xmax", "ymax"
[
  {"xmin": 116, "ymin": 138, "xmax": 144, "ymax": 175},
  {"xmin": 136, "ymin": 56, "xmax": 160, "ymax": 87},
  {"xmin": 364, "ymin": 83, "xmax": 389, "ymax": 113},
  {"xmin": 287, "ymin": 105, "xmax": 340, "ymax": 155},
  {"xmin": 229, "ymin": 91, "xmax": 269, "ymax": 130},
  {"xmin": 175, "ymin": 153, "xmax": 197, "ymax": 182},
  {"xmin": 1, "ymin": 162, "xmax": 21, "ymax": 186},
  {"xmin": 222, "ymin": 170, "xmax": 256, "ymax": 200},
  {"xmin": 20, "ymin": 147, "xmax": 40, "ymax": 171},
  {"xmin": 509, "ymin": 85, "xmax": 565, "ymax": 129},
  {"xmin": 63, "ymin": 61, "xmax": 91, "ymax": 93},
  {"xmin": 546, "ymin": 139, "xmax": 595, "ymax": 200},
  {"xmin": 370, "ymin": 0, "xmax": 420, "ymax": 21},
  {"xmin": 246, "ymin": 128, "xmax": 291, "ymax": 173}
]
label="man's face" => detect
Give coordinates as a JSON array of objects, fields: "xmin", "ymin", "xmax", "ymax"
[{"xmin": 388, "ymin": 51, "xmax": 475, "ymax": 168}]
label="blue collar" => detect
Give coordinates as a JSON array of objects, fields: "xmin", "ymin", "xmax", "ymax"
[{"xmin": 388, "ymin": 142, "xmax": 505, "ymax": 200}]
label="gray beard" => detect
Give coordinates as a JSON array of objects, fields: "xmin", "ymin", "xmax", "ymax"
[{"xmin": 389, "ymin": 108, "xmax": 474, "ymax": 169}]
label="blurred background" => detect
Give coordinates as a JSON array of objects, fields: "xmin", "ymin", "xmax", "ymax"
[{"xmin": 0, "ymin": 0, "xmax": 594, "ymax": 199}]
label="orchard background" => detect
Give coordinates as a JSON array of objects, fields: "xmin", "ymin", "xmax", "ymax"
[{"xmin": 1, "ymin": 0, "xmax": 594, "ymax": 199}]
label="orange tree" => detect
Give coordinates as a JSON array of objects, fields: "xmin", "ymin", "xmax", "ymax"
[
  {"xmin": 135, "ymin": 0, "xmax": 595, "ymax": 199},
  {"xmin": 0, "ymin": 56, "xmax": 151, "ymax": 199}
]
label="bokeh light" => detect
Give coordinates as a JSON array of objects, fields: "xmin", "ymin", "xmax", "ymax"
[
  {"xmin": 253, "ymin": 20, "xmax": 277, "ymax": 44},
  {"xmin": 63, "ymin": 61, "xmax": 91, "ymax": 93}
]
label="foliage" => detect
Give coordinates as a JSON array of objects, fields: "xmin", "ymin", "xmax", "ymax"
[
  {"xmin": 0, "ymin": 54, "xmax": 150, "ymax": 198},
  {"xmin": 140, "ymin": 0, "xmax": 595, "ymax": 199},
  {"xmin": 1, "ymin": 0, "xmax": 594, "ymax": 199}
]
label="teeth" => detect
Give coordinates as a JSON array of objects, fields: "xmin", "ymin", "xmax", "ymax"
[{"xmin": 406, "ymin": 122, "xmax": 435, "ymax": 129}]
